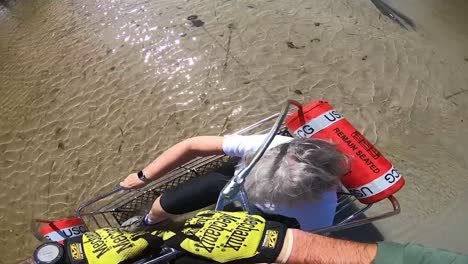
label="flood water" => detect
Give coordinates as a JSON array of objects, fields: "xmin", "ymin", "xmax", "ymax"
[{"xmin": 1, "ymin": 0, "xmax": 468, "ymax": 262}]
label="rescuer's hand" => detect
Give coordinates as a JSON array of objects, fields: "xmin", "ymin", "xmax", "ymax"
[
  {"xmin": 162, "ymin": 210, "xmax": 288, "ymax": 263},
  {"xmin": 67, "ymin": 228, "xmax": 164, "ymax": 264}
]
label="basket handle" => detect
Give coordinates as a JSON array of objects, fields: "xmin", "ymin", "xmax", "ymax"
[{"xmin": 75, "ymin": 186, "xmax": 124, "ymax": 230}]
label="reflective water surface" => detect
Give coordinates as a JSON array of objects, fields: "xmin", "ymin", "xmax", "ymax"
[{"xmin": 1, "ymin": 0, "xmax": 467, "ymax": 262}]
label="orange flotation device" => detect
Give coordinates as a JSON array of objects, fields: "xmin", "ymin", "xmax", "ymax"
[{"xmin": 285, "ymin": 100, "xmax": 404, "ymax": 204}]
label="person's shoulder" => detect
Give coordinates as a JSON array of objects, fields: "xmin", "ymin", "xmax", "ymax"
[
  {"xmin": 222, "ymin": 134, "xmax": 259, "ymax": 157},
  {"xmin": 223, "ymin": 134, "xmax": 294, "ymax": 157},
  {"xmin": 269, "ymin": 135, "xmax": 294, "ymax": 148}
]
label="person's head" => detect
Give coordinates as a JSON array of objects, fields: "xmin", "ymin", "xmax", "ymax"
[{"xmin": 242, "ymin": 138, "xmax": 350, "ymax": 206}]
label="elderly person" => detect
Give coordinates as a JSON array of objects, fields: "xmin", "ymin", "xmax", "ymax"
[{"xmin": 120, "ymin": 134, "xmax": 349, "ymax": 232}]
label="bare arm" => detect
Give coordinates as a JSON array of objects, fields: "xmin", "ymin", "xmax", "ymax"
[
  {"xmin": 143, "ymin": 136, "xmax": 224, "ymax": 180},
  {"xmin": 277, "ymin": 229, "xmax": 377, "ymax": 264},
  {"xmin": 280, "ymin": 230, "xmax": 468, "ymax": 264},
  {"xmin": 120, "ymin": 136, "xmax": 224, "ymax": 189}
]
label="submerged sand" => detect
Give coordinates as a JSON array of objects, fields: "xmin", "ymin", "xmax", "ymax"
[{"xmin": 1, "ymin": 0, "xmax": 467, "ymax": 262}]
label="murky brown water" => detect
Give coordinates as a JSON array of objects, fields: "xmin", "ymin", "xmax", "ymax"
[{"xmin": 1, "ymin": 0, "xmax": 467, "ymax": 262}]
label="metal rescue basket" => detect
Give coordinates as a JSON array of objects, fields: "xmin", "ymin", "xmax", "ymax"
[{"xmin": 76, "ymin": 100, "xmax": 401, "ymax": 263}]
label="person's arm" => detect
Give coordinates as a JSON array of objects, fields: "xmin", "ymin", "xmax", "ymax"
[
  {"xmin": 277, "ymin": 229, "xmax": 377, "ymax": 264},
  {"xmin": 280, "ymin": 230, "xmax": 468, "ymax": 264},
  {"xmin": 163, "ymin": 210, "xmax": 468, "ymax": 264},
  {"xmin": 120, "ymin": 136, "xmax": 224, "ymax": 189},
  {"xmin": 372, "ymin": 241, "xmax": 468, "ymax": 264}
]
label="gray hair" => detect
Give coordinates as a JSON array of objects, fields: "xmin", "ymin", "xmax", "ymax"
[{"xmin": 242, "ymin": 138, "xmax": 350, "ymax": 206}]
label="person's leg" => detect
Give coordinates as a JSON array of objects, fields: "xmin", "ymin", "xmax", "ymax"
[
  {"xmin": 146, "ymin": 196, "xmax": 174, "ymax": 223},
  {"xmin": 146, "ymin": 172, "xmax": 232, "ymax": 224}
]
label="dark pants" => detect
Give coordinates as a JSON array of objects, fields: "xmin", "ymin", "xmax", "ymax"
[
  {"xmin": 159, "ymin": 172, "xmax": 232, "ymax": 214},
  {"xmin": 159, "ymin": 168, "xmax": 300, "ymax": 229}
]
